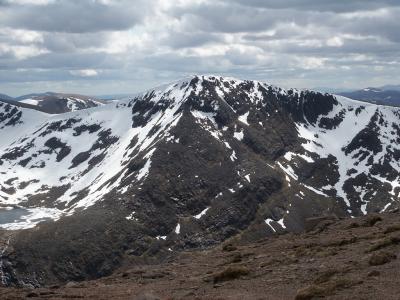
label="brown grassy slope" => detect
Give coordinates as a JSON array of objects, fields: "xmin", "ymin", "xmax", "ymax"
[{"xmin": 1, "ymin": 211, "xmax": 400, "ymax": 300}]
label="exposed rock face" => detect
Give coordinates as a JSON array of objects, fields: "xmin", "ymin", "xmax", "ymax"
[{"xmin": 0, "ymin": 75, "xmax": 399, "ymax": 286}]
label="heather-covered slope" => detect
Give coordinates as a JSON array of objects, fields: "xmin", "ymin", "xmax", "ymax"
[{"xmin": 1, "ymin": 211, "xmax": 400, "ymax": 299}]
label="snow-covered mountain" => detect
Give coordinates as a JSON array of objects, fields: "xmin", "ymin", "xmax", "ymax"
[
  {"xmin": 0, "ymin": 75, "xmax": 399, "ymax": 285},
  {"xmin": 16, "ymin": 92, "xmax": 105, "ymax": 114}
]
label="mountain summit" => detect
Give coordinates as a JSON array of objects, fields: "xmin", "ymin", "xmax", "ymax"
[{"xmin": 0, "ymin": 75, "xmax": 399, "ymax": 286}]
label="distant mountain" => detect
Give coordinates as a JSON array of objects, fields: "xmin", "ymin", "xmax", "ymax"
[
  {"xmin": 339, "ymin": 87, "xmax": 400, "ymax": 106},
  {"xmin": 0, "ymin": 98, "xmax": 52, "ymax": 113},
  {"xmin": 0, "ymin": 75, "xmax": 399, "ymax": 286},
  {"xmin": 0, "ymin": 93, "xmax": 15, "ymax": 101},
  {"xmin": 381, "ymin": 84, "xmax": 400, "ymax": 91},
  {"xmin": 96, "ymin": 93, "xmax": 134, "ymax": 101},
  {"xmin": 16, "ymin": 92, "xmax": 106, "ymax": 114},
  {"xmin": 14, "ymin": 92, "xmax": 54, "ymax": 101}
]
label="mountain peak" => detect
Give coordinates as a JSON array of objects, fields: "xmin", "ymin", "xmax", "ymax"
[{"xmin": 0, "ymin": 76, "xmax": 399, "ymax": 286}]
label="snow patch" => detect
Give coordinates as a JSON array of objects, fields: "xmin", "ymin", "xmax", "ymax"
[
  {"xmin": 233, "ymin": 130, "xmax": 244, "ymax": 141},
  {"xmin": 194, "ymin": 207, "xmax": 210, "ymax": 219},
  {"xmin": 238, "ymin": 111, "xmax": 250, "ymax": 125}
]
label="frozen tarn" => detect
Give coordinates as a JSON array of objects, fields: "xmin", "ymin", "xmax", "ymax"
[{"xmin": 0, "ymin": 207, "xmax": 64, "ymax": 230}]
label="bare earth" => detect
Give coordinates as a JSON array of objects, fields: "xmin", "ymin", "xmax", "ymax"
[{"xmin": 1, "ymin": 212, "xmax": 400, "ymax": 300}]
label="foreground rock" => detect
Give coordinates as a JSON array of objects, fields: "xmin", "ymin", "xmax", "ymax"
[{"xmin": 1, "ymin": 211, "xmax": 400, "ymax": 299}]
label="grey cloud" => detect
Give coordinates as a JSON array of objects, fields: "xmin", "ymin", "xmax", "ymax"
[
  {"xmin": 170, "ymin": 3, "xmax": 283, "ymax": 33},
  {"xmin": 0, "ymin": 51, "xmax": 123, "ymax": 70},
  {"xmin": 2, "ymin": 0, "xmax": 149, "ymax": 33},
  {"xmin": 227, "ymin": 0, "xmax": 400, "ymax": 12},
  {"xmin": 41, "ymin": 32, "xmax": 110, "ymax": 52},
  {"xmin": 163, "ymin": 31, "xmax": 222, "ymax": 49},
  {"xmin": 0, "ymin": 0, "xmax": 399, "ymax": 95}
]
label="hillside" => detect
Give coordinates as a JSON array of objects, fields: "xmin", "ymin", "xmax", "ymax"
[
  {"xmin": 0, "ymin": 211, "xmax": 399, "ymax": 299},
  {"xmin": 0, "ymin": 75, "xmax": 398, "ymax": 286}
]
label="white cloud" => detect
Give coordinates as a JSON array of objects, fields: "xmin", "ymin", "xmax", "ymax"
[
  {"xmin": 0, "ymin": 43, "xmax": 48, "ymax": 59},
  {"xmin": 0, "ymin": 27, "xmax": 43, "ymax": 43},
  {"xmin": 326, "ymin": 36, "xmax": 344, "ymax": 47},
  {"xmin": 69, "ymin": 69, "xmax": 100, "ymax": 77},
  {"xmin": 298, "ymin": 57, "xmax": 326, "ymax": 70}
]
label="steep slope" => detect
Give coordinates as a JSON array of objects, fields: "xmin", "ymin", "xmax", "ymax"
[
  {"xmin": 17, "ymin": 92, "xmax": 105, "ymax": 114},
  {"xmin": 0, "ymin": 75, "xmax": 399, "ymax": 286},
  {"xmin": 340, "ymin": 88, "xmax": 400, "ymax": 106}
]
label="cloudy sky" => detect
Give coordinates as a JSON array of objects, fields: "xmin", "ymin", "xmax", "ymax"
[{"xmin": 0, "ymin": 0, "xmax": 399, "ymax": 96}]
